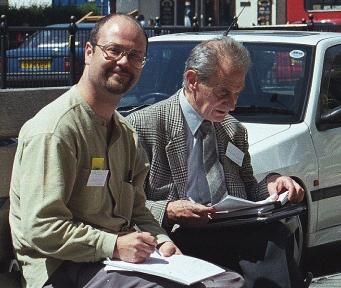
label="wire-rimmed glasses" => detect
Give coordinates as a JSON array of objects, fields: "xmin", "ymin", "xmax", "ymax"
[{"xmin": 93, "ymin": 42, "xmax": 147, "ymax": 69}]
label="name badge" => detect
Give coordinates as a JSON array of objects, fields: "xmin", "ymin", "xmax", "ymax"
[
  {"xmin": 91, "ymin": 157, "xmax": 105, "ymax": 170},
  {"xmin": 86, "ymin": 170, "xmax": 109, "ymax": 187},
  {"xmin": 225, "ymin": 142, "xmax": 244, "ymax": 167}
]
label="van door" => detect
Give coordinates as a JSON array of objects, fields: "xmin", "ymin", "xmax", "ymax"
[{"xmin": 312, "ymin": 45, "xmax": 341, "ymax": 234}]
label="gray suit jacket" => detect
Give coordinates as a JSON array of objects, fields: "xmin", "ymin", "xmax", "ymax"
[{"xmin": 127, "ymin": 92, "xmax": 269, "ymax": 226}]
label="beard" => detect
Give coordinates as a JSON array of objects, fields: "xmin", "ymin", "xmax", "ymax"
[{"xmin": 103, "ymin": 69, "xmax": 136, "ymax": 95}]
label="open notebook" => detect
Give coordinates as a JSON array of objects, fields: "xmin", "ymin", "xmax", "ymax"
[
  {"xmin": 104, "ymin": 251, "xmax": 225, "ymax": 286},
  {"xmin": 211, "ymin": 191, "xmax": 289, "ymax": 219}
]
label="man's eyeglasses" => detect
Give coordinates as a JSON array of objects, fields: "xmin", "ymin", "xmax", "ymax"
[{"xmin": 93, "ymin": 42, "xmax": 147, "ymax": 69}]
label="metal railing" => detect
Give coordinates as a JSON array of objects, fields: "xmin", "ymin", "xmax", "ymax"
[{"xmin": 1, "ymin": 14, "xmax": 341, "ymax": 89}]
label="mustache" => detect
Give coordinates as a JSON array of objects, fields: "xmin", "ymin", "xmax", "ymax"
[{"xmin": 112, "ymin": 66, "xmax": 132, "ymax": 75}]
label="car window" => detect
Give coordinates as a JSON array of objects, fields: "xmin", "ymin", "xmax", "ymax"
[
  {"xmin": 320, "ymin": 45, "xmax": 341, "ymax": 113},
  {"xmin": 120, "ymin": 42, "xmax": 194, "ymax": 108},
  {"xmin": 235, "ymin": 43, "xmax": 311, "ymax": 123},
  {"xmin": 121, "ymin": 41, "xmax": 312, "ymax": 124}
]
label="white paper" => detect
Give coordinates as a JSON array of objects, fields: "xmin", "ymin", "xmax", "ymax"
[
  {"xmin": 211, "ymin": 192, "xmax": 289, "ymax": 218},
  {"xmin": 212, "ymin": 194, "xmax": 272, "ymax": 211},
  {"xmin": 86, "ymin": 170, "xmax": 109, "ymax": 187},
  {"xmin": 225, "ymin": 142, "xmax": 244, "ymax": 167},
  {"xmin": 103, "ymin": 252, "xmax": 225, "ymax": 285}
]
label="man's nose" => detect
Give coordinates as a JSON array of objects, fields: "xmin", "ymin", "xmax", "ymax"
[
  {"xmin": 227, "ymin": 95, "xmax": 238, "ymax": 111},
  {"xmin": 116, "ymin": 53, "xmax": 129, "ymax": 66}
]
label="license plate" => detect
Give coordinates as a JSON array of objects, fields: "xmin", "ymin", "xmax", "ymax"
[{"xmin": 20, "ymin": 59, "xmax": 51, "ymax": 70}]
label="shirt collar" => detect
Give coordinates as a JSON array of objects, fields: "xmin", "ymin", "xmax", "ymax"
[{"xmin": 179, "ymin": 89, "xmax": 203, "ymax": 136}]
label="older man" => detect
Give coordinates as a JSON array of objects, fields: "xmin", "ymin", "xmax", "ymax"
[
  {"xmin": 128, "ymin": 37, "xmax": 307, "ymax": 288},
  {"xmin": 9, "ymin": 15, "xmax": 244, "ymax": 288}
]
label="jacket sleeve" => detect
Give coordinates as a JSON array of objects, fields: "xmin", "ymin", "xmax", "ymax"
[
  {"xmin": 12, "ymin": 134, "xmax": 117, "ymax": 262},
  {"xmin": 127, "ymin": 111, "xmax": 173, "ymax": 229},
  {"xmin": 130, "ymin": 141, "xmax": 171, "ymax": 244}
]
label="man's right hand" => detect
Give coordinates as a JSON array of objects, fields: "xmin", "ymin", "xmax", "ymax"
[
  {"xmin": 166, "ymin": 200, "xmax": 215, "ymax": 227},
  {"xmin": 113, "ymin": 232, "xmax": 157, "ymax": 263}
]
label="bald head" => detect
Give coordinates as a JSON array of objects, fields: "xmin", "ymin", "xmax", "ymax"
[{"xmin": 89, "ymin": 13, "xmax": 148, "ymax": 52}]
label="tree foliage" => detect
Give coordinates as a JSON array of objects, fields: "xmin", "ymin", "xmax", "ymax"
[{"xmin": 2, "ymin": 3, "xmax": 99, "ymax": 26}]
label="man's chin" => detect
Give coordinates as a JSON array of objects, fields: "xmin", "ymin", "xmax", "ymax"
[
  {"xmin": 211, "ymin": 110, "xmax": 228, "ymax": 122},
  {"xmin": 105, "ymin": 79, "xmax": 134, "ymax": 95}
]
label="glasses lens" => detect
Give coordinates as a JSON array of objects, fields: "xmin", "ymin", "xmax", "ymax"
[
  {"xmin": 104, "ymin": 45, "xmax": 122, "ymax": 59},
  {"xmin": 99, "ymin": 43, "xmax": 146, "ymax": 69},
  {"xmin": 128, "ymin": 52, "xmax": 146, "ymax": 69}
]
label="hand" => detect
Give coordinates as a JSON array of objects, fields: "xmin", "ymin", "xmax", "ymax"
[
  {"xmin": 166, "ymin": 200, "xmax": 215, "ymax": 227},
  {"xmin": 267, "ymin": 175, "xmax": 305, "ymax": 203},
  {"xmin": 158, "ymin": 241, "xmax": 182, "ymax": 257},
  {"xmin": 113, "ymin": 231, "xmax": 157, "ymax": 263}
]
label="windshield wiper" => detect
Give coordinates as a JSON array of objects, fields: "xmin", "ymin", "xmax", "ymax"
[
  {"xmin": 117, "ymin": 104, "xmax": 150, "ymax": 115},
  {"xmin": 233, "ymin": 106, "xmax": 295, "ymax": 115}
]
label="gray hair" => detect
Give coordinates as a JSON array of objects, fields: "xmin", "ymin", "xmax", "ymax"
[{"xmin": 182, "ymin": 37, "xmax": 251, "ymax": 88}]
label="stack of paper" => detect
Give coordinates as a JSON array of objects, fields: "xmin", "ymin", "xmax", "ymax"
[
  {"xmin": 211, "ymin": 191, "xmax": 289, "ymax": 219},
  {"xmin": 104, "ymin": 251, "xmax": 225, "ymax": 285}
]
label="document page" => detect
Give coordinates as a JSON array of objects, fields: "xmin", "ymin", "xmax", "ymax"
[
  {"xmin": 104, "ymin": 251, "xmax": 225, "ymax": 285},
  {"xmin": 211, "ymin": 191, "xmax": 289, "ymax": 218},
  {"xmin": 212, "ymin": 194, "xmax": 275, "ymax": 211}
]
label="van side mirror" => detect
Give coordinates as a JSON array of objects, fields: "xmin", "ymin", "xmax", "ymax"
[{"xmin": 316, "ymin": 106, "xmax": 341, "ymax": 131}]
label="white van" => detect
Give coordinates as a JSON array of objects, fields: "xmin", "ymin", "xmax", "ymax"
[{"xmin": 118, "ymin": 30, "xmax": 341, "ymax": 264}]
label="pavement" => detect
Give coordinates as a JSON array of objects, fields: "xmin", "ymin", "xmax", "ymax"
[{"xmin": 311, "ymin": 273, "xmax": 341, "ymax": 287}]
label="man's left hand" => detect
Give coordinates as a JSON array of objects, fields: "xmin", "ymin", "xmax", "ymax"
[
  {"xmin": 158, "ymin": 241, "xmax": 182, "ymax": 257},
  {"xmin": 267, "ymin": 175, "xmax": 305, "ymax": 203}
]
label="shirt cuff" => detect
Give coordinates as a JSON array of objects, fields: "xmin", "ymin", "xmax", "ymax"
[{"xmin": 95, "ymin": 231, "xmax": 118, "ymax": 260}]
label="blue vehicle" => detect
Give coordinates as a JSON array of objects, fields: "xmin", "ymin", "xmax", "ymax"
[{"xmin": 5, "ymin": 23, "xmax": 95, "ymax": 88}]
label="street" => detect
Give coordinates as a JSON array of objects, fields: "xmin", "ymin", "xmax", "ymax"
[{"xmin": 303, "ymin": 242, "xmax": 341, "ymax": 287}]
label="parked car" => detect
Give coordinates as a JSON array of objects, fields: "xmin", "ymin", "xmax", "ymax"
[
  {"xmin": 4, "ymin": 23, "xmax": 94, "ymax": 88},
  {"xmin": 118, "ymin": 30, "xmax": 341, "ymax": 265}
]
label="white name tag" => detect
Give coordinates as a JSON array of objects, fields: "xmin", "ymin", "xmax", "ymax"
[
  {"xmin": 225, "ymin": 142, "xmax": 244, "ymax": 167},
  {"xmin": 86, "ymin": 170, "xmax": 109, "ymax": 187}
]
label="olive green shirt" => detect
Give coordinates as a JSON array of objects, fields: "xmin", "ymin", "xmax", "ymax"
[{"xmin": 9, "ymin": 85, "xmax": 170, "ymax": 288}]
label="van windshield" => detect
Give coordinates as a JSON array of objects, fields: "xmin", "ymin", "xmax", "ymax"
[{"xmin": 120, "ymin": 41, "xmax": 312, "ymax": 124}]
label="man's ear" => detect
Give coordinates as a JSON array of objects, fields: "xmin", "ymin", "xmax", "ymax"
[
  {"xmin": 185, "ymin": 70, "xmax": 198, "ymax": 92},
  {"xmin": 84, "ymin": 42, "xmax": 93, "ymax": 65}
]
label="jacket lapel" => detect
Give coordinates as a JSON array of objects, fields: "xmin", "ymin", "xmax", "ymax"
[
  {"xmin": 165, "ymin": 95, "xmax": 188, "ymax": 199},
  {"xmin": 214, "ymin": 118, "xmax": 236, "ymax": 197}
]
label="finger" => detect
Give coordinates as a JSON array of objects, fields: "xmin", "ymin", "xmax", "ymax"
[
  {"xmin": 290, "ymin": 184, "xmax": 305, "ymax": 203},
  {"xmin": 190, "ymin": 203, "xmax": 215, "ymax": 214},
  {"xmin": 159, "ymin": 242, "xmax": 182, "ymax": 257},
  {"xmin": 175, "ymin": 246, "xmax": 182, "ymax": 255},
  {"xmin": 135, "ymin": 242, "xmax": 155, "ymax": 258},
  {"xmin": 136, "ymin": 232, "xmax": 157, "ymax": 246},
  {"xmin": 159, "ymin": 242, "xmax": 176, "ymax": 257},
  {"xmin": 293, "ymin": 182, "xmax": 305, "ymax": 202}
]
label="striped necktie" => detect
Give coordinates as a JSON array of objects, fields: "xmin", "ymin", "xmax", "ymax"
[{"xmin": 199, "ymin": 121, "xmax": 227, "ymax": 204}]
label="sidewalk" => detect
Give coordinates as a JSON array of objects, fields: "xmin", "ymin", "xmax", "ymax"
[{"xmin": 311, "ymin": 273, "xmax": 341, "ymax": 287}]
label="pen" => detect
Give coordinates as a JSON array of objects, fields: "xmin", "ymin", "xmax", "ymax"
[{"xmin": 133, "ymin": 224, "xmax": 162, "ymax": 256}]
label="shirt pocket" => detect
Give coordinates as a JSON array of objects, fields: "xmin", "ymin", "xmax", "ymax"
[{"xmin": 68, "ymin": 168, "xmax": 105, "ymax": 215}]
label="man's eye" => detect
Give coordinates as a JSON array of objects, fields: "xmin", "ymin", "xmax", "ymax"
[
  {"xmin": 129, "ymin": 52, "xmax": 143, "ymax": 61},
  {"xmin": 106, "ymin": 47, "xmax": 121, "ymax": 56}
]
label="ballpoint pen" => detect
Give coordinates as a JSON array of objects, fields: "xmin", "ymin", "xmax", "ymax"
[{"xmin": 133, "ymin": 224, "xmax": 162, "ymax": 256}]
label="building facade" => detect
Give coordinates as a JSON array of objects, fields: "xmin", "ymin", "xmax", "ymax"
[
  {"xmin": 116, "ymin": 0, "xmax": 286, "ymax": 27},
  {"xmin": 116, "ymin": 0, "xmax": 235, "ymax": 26}
]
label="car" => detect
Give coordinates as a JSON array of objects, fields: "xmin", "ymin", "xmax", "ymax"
[
  {"xmin": 118, "ymin": 29, "xmax": 341, "ymax": 265},
  {"xmin": 3, "ymin": 23, "xmax": 94, "ymax": 88}
]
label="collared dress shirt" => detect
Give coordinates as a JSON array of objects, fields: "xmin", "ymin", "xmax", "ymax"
[{"xmin": 179, "ymin": 90, "xmax": 220, "ymax": 204}]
